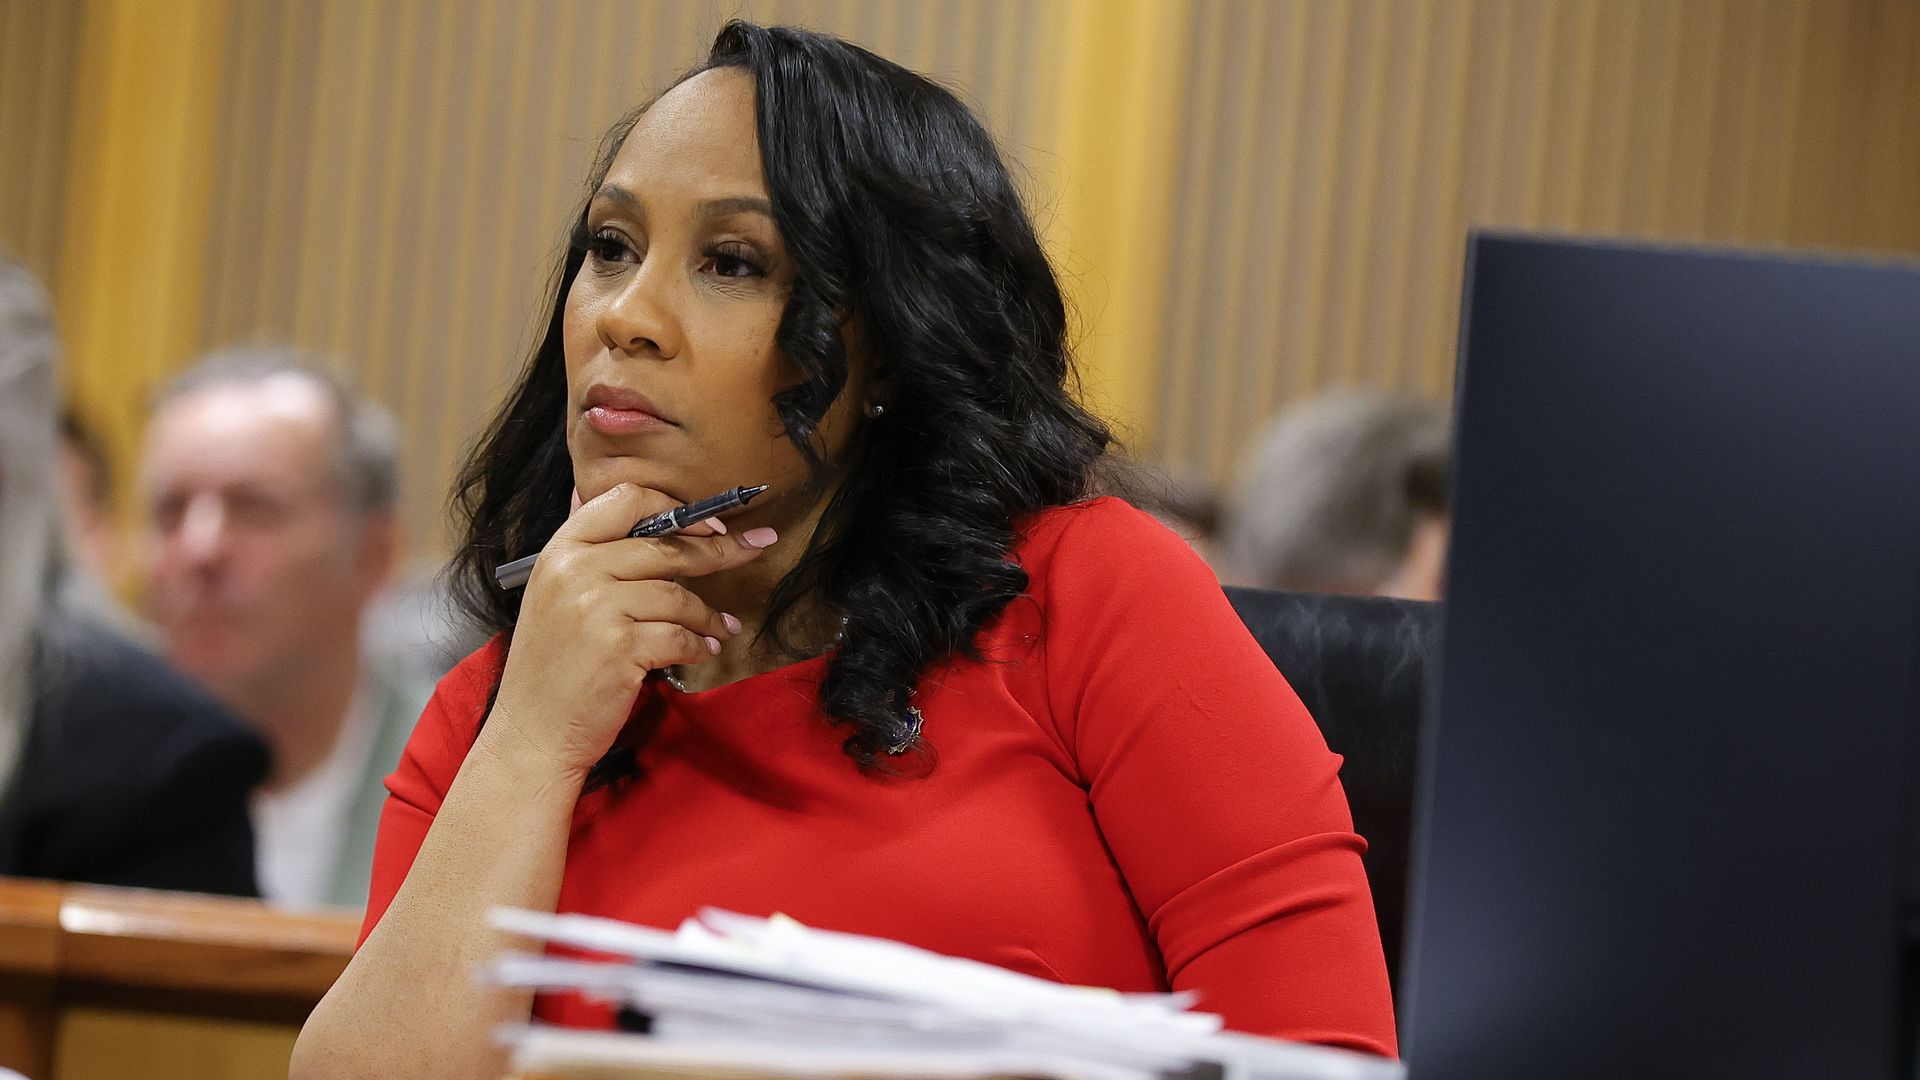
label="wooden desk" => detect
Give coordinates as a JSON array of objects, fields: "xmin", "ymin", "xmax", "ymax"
[{"xmin": 0, "ymin": 878, "xmax": 358, "ymax": 1079}]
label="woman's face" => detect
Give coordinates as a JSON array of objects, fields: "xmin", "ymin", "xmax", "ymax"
[{"xmin": 562, "ymin": 67, "xmax": 862, "ymax": 521}]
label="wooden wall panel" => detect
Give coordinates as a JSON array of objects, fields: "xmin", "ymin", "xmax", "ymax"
[
  {"xmin": 1153, "ymin": 0, "xmax": 1920, "ymax": 483},
  {"xmin": 5, "ymin": 0, "xmax": 1916, "ymax": 552}
]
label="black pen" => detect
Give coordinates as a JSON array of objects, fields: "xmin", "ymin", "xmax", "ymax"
[{"xmin": 492, "ymin": 484, "xmax": 770, "ymax": 590}]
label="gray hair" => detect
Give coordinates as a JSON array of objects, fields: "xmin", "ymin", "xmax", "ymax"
[
  {"xmin": 155, "ymin": 347, "xmax": 399, "ymax": 516},
  {"xmin": 0, "ymin": 254, "xmax": 68, "ymax": 786},
  {"xmin": 1221, "ymin": 392, "xmax": 1451, "ymax": 593}
]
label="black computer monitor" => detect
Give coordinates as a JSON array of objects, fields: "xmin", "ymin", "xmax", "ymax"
[{"xmin": 1400, "ymin": 234, "xmax": 1920, "ymax": 1079}]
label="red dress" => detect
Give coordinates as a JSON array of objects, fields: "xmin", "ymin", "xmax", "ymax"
[{"xmin": 361, "ymin": 497, "xmax": 1398, "ymax": 1056}]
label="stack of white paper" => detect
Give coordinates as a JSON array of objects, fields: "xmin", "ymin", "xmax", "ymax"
[{"xmin": 485, "ymin": 906, "xmax": 1404, "ymax": 1080}]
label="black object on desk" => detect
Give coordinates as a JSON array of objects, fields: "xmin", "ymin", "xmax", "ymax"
[{"xmin": 1400, "ymin": 234, "xmax": 1920, "ymax": 1079}]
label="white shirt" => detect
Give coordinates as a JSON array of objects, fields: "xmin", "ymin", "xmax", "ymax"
[{"xmin": 251, "ymin": 679, "xmax": 382, "ymax": 907}]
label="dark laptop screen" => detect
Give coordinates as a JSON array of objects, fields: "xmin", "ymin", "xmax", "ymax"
[{"xmin": 1402, "ymin": 235, "xmax": 1920, "ymax": 1079}]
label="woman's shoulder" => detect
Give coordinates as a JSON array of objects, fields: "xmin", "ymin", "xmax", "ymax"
[
  {"xmin": 1017, "ymin": 494, "xmax": 1183, "ymax": 554},
  {"xmin": 442, "ymin": 632, "xmax": 510, "ymax": 696},
  {"xmin": 378, "ymin": 633, "xmax": 509, "ymax": 808},
  {"xmin": 413, "ymin": 632, "xmax": 510, "ymax": 743},
  {"xmin": 1014, "ymin": 495, "xmax": 1213, "ymax": 589}
]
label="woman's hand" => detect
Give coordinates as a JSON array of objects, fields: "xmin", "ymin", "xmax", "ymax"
[{"xmin": 484, "ymin": 483, "xmax": 776, "ymax": 777}]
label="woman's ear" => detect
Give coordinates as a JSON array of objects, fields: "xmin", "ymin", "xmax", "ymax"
[
  {"xmin": 837, "ymin": 318, "xmax": 890, "ymax": 414},
  {"xmin": 865, "ymin": 362, "xmax": 896, "ymax": 414}
]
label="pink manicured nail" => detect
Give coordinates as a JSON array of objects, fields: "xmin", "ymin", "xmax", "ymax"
[
  {"xmin": 703, "ymin": 517, "xmax": 728, "ymax": 534},
  {"xmin": 741, "ymin": 527, "xmax": 778, "ymax": 549},
  {"xmin": 721, "ymin": 613, "xmax": 743, "ymax": 634},
  {"xmin": 704, "ymin": 636, "xmax": 722, "ymax": 654},
  {"xmin": 569, "ymin": 487, "xmax": 583, "ymax": 515}
]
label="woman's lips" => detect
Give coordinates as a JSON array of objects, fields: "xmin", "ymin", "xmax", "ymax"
[
  {"xmin": 585, "ymin": 405, "xmax": 671, "ymax": 436},
  {"xmin": 583, "ymin": 384, "xmax": 674, "ymax": 435}
]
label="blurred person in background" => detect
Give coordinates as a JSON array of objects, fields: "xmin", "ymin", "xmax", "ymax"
[
  {"xmin": 1099, "ymin": 457, "xmax": 1224, "ymax": 571},
  {"xmin": 1221, "ymin": 393, "xmax": 1451, "ymax": 601},
  {"xmin": 363, "ymin": 561, "xmax": 492, "ymax": 684},
  {"xmin": 58, "ymin": 407, "xmax": 117, "ymax": 584},
  {"xmin": 0, "ymin": 252, "xmax": 265, "ymax": 894},
  {"xmin": 1392, "ymin": 435, "xmax": 1451, "ymax": 601},
  {"xmin": 138, "ymin": 349, "xmax": 430, "ymax": 910}
]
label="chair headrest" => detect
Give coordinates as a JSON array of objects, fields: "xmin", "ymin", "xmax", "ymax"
[{"xmin": 1224, "ymin": 585, "xmax": 1441, "ymax": 996}]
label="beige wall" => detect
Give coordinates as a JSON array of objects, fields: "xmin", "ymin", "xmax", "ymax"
[
  {"xmin": 3, "ymin": 0, "xmax": 1916, "ymax": 558},
  {"xmin": 1156, "ymin": 0, "xmax": 1920, "ymax": 480}
]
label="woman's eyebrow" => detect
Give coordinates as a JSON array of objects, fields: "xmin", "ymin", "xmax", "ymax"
[
  {"xmin": 592, "ymin": 184, "xmax": 640, "ymax": 210},
  {"xmin": 590, "ymin": 186, "xmax": 772, "ymax": 222},
  {"xmin": 698, "ymin": 196, "xmax": 774, "ymax": 219}
]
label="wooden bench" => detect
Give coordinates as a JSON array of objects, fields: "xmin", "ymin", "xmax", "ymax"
[{"xmin": 0, "ymin": 878, "xmax": 357, "ymax": 1079}]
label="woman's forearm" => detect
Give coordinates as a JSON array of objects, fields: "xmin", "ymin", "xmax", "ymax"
[{"xmin": 291, "ymin": 722, "xmax": 583, "ymax": 1080}]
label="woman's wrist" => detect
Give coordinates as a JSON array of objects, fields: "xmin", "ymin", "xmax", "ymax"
[{"xmin": 469, "ymin": 708, "xmax": 598, "ymax": 792}]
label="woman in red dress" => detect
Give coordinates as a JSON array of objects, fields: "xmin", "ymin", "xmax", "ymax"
[{"xmin": 294, "ymin": 22, "xmax": 1395, "ymax": 1078}]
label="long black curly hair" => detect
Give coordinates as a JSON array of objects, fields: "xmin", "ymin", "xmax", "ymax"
[{"xmin": 449, "ymin": 21, "xmax": 1112, "ymax": 768}]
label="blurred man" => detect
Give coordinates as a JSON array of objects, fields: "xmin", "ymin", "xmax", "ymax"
[
  {"xmin": 1221, "ymin": 392, "xmax": 1451, "ymax": 602},
  {"xmin": 138, "ymin": 349, "xmax": 427, "ymax": 909}
]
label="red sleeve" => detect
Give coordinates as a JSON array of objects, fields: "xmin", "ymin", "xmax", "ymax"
[
  {"xmin": 357, "ymin": 635, "xmax": 506, "ymax": 946},
  {"xmin": 1035, "ymin": 499, "xmax": 1397, "ymax": 1056}
]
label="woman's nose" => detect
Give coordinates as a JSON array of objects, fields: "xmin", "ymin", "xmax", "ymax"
[{"xmin": 598, "ymin": 258, "xmax": 683, "ymax": 359}]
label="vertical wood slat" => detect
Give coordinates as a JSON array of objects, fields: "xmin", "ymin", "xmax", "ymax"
[
  {"xmin": 1043, "ymin": 0, "xmax": 1195, "ymax": 442},
  {"xmin": 29, "ymin": 7, "xmax": 79, "ymax": 281},
  {"xmin": 1581, "ymin": 0, "xmax": 1639, "ymax": 232},
  {"xmin": 1620, "ymin": 0, "xmax": 1682, "ymax": 235},
  {"xmin": 1154, "ymin": 0, "xmax": 1224, "ymax": 472},
  {"xmin": 1877, "ymin": 0, "xmax": 1920, "ymax": 252},
  {"xmin": 289, "ymin": 0, "xmax": 355, "ymax": 355},
  {"xmin": 1659, "ymin": 0, "xmax": 1727, "ymax": 237},
  {"xmin": 1198, "ymin": 0, "xmax": 1266, "ymax": 470},
  {"xmin": 0, "ymin": 2, "xmax": 34, "ymax": 268},
  {"xmin": 425, "ymin": 0, "xmax": 506, "ymax": 521},
  {"xmin": 1409, "ymin": 0, "xmax": 1476, "ymax": 403},
  {"xmin": 352, "ymin": 0, "xmax": 424, "ymax": 409},
  {"xmin": 254, "ymin": 0, "xmax": 319, "ymax": 343},
  {"xmin": 197, "ymin": 0, "xmax": 266, "ymax": 350},
  {"xmin": 477, "ymin": 0, "xmax": 544, "ymax": 417},
  {"xmin": 323, "ymin": 0, "xmax": 384, "ymax": 389},
  {"xmin": 1757, "ymin": 1, "xmax": 1814, "ymax": 242},
  {"xmin": 1371, "ymin": 0, "xmax": 1451, "ymax": 393},
  {"xmin": 1284, "ymin": 0, "xmax": 1354, "ymax": 409},
  {"xmin": 0, "ymin": 1, "xmax": 30, "ymax": 250},
  {"xmin": 1237, "ymin": 0, "xmax": 1316, "ymax": 461},
  {"xmin": 1544, "ymin": 0, "xmax": 1601, "ymax": 231},
  {"xmin": 1855, "ymin": 1, "xmax": 1910, "ymax": 249},
  {"xmin": 527, "ymin": 0, "xmax": 587, "ymax": 419},
  {"xmin": 1321, "ymin": 0, "xmax": 1393, "ymax": 400},
  {"xmin": 1502, "ymin": 0, "xmax": 1555, "ymax": 226},
  {"xmin": 391, "ymin": 0, "xmax": 467, "ymax": 530}
]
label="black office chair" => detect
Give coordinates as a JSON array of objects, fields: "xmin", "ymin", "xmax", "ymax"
[{"xmin": 1224, "ymin": 586, "xmax": 1439, "ymax": 994}]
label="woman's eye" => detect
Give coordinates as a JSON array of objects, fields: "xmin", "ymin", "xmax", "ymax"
[
  {"xmin": 585, "ymin": 230, "xmax": 635, "ymax": 266},
  {"xmin": 703, "ymin": 245, "xmax": 765, "ymax": 279}
]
